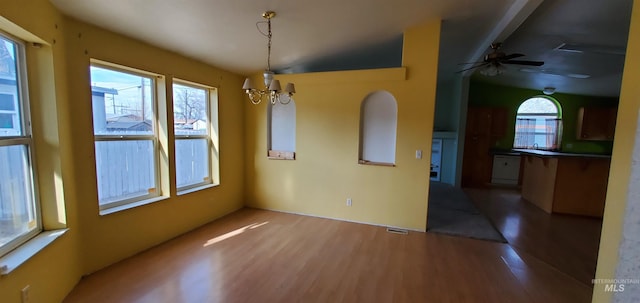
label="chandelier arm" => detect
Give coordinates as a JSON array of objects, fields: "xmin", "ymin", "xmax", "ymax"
[{"xmin": 248, "ymin": 90, "xmax": 265, "ymax": 104}]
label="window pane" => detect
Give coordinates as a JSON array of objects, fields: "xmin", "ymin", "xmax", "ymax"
[
  {"xmin": 173, "ymin": 83, "xmax": 207, "ymax": 136},
  {"xmin": 95, "ymin": 140, "xmax": 156, "ymax": 205},
  {"xmin": 90, "ymin": 66, "xmax": 154, "ymax": 136},
  {"xmin": 175, "ymin": 138, "xmax": 209, "ymax": 188},
  {"xmin": 517, "ymin": 97, "xmax": 558, "ymax": 114},
  {"xmin": 515, "ymin": 115, "xmax": 560, "ymax": 149},
  {"xmin": 0, "ymin": 145, "xmax": 36, "ymax": 248},
  {"xmin": 0, "ymin": 37, "xmax": 22, "ymax": 137},
  {"xmin": 0, "ymin": 93, "xmax": 14, "ymax": 110},
  {"xmin": 0, "ymin": 113, "xmax": 14, "ymax": 128}
]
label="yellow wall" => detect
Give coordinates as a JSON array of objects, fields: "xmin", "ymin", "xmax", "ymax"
[
  {"xmin": 592, "ymin": 0, "xmax": 640, "ymax": 302},
  {"xmin": 63, "ymin": 17, "xmax": 246, "ymax": 274},
  {"xmin": 0, "ymin": 1, "xmax": 246, "ymax": 302},
  {"xmin": 244, "ymin": 20, "xmax": 441, "ymax": 231}
]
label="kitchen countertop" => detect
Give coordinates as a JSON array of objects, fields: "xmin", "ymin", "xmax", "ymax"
[
  {"xmin": 513, "ymin": 149, "xmax": 612, "ymax": 159},
  {"xmin": 491, "ymin": 149, "xmax": 522, "ymax": 156}
]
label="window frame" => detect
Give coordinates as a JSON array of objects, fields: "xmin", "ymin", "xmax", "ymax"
[
  {"xmin": 0, "ymin": 32, "xmax": 42, "ymax": 257},
  {"xmin": 172, "ymin": 79, "xmax": 215, "ymax": 192},
  {"xmin": 513, "ymin": 96, "xmax": 563, "ymax": 151},
  {"xmin": 89, "ymin": 60, "xmax": 162, "ymax": 211}
]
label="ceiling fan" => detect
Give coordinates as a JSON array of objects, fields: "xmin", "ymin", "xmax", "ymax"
[{"xmin": 458, "ymin": 42, "xmax": 544, "ymax": 76}]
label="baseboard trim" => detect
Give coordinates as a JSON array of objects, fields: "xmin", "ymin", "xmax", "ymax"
[{"xmin": 247, "ymin": 206, "xmax": 426, "ymax": 233}]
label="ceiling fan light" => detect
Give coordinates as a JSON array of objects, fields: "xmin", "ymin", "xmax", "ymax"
[
  {"xmin": 480, "ymin": 64, "xmax": 501, "ymax": 76},
  {"xmin": 542, "ymin": 87, "xmax": 556, "ymax": 95}
]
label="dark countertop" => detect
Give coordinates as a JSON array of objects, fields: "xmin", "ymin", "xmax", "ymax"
[
  {"xmin": 512, "ymin": 149, "xmax": 612, "ymax": 159},
  {"xmin": 491, "ymin": 149, "xmax": 522, "ymax": 156}
]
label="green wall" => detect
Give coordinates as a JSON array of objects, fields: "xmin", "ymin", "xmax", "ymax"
[{"xmin": 468, "ymin": 81, "xmax": 618, "ymax": 154}]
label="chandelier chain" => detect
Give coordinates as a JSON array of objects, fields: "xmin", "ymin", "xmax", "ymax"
[{"xmin": 267, "ymin": 17, "xmax": 272, "ymax": 72}]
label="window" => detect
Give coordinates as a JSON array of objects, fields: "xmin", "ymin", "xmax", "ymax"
[
  {"xmin": 514, "ymin": 96, "xmax": 562, "ymax": 150},
  {"xmin": 0, "ymin": 34, "xmax": 41, "ymax": 257},
  {"xmin": 90, "ymin": 62, "xmax": 161, "ymax": 210},
  {"xmin": 172, "ymin": 80, "xmax": 217, "ymax": 191},
  {"xmin": 359, "ymin": 90, "xmax": 398, "ymax": 165},
  {"xmin": 267, "ymin": 100, "xmax": 296, "ymax": 160}
]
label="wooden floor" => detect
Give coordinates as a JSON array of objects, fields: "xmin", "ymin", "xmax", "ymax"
[
  {"xmin": 465, "ymin": 187, "xmax": 603, "ymax": 287},
  {"xmin": 64, "ymin": 201, "xmax": 597, "ymax": 303}
]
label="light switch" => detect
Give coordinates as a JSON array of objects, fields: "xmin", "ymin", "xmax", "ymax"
[{"xmin": 416, "ymin": 150, "xmax": 422, "ymax": 159}]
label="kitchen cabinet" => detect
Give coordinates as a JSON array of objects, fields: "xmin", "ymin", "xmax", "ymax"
[
  {"xmin": 576, "ymin": 107, "xmax": 617, "ymax": 141},
  {"xmin": 462, "ymin": 106, "xmax": 509, "ymax": 187},
  {"xmin": 517, "ymin": 149, "xmax": 611, "ymax": 218}
]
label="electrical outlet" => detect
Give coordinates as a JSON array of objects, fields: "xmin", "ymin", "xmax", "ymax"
[
  {"xmin": 21, "ymin": 285, "xmax": 30, "ymax": 303},
  {"xmin": 416, "ymin": 150, "xmax": 422, "ymax": 159},
  {"xmin": 346, "ymin": 198, "xmax": 352, "ymax": 206}
]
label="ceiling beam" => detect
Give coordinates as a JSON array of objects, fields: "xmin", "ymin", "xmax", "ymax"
[{"xmin": 462, "ymin": 0, "xmax": 544, "ymax": 77}]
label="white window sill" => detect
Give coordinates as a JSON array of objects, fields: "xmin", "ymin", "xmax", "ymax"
[
  {"xmin": 0, "ymin": 229, "xmax": 69, "ymax": 276},
  {"xmin": 99, "ymin": 196, "xmax": 169, "ymax": 216},
  {"xmin": 177, "ymin": 183, "xmax": 218, "ymax": 196}
]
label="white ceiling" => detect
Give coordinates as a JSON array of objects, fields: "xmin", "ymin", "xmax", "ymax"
[{"xmin": 49, "ymin": 0, "xmax": 633, "ymax": 97}]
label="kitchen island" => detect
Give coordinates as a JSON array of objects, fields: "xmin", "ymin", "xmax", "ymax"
[{"xmin": 514, "ymin": 149, "xmax": 611, "ymax": 218}]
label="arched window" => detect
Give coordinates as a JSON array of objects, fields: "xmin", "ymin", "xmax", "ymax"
[
  {"xmin": 267, "ymin": 100, "xmax": 296, "ymax": 160},
  {"xmin": 514, "ymin": 96, "xmax": 562, "ymax": 150},
  {"xmin": 359, "ymin": 91, "xmax": 397, "ymax": 165}
]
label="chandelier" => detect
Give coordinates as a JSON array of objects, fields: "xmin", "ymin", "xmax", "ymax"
[{"xmin": 242, "ymin": 11, "xmax": 296, "ymax": 105}]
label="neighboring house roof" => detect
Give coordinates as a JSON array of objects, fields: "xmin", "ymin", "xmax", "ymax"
[
  {"xmin": 106, "ymin": 120, "xmax": 152, "ymax": 131},
  {"xmin": 174, "ymin": 118, "xmax": 201, "ymax": 124},
  {"xmin": 107, "ymin": 114, "xmax": 142, "ymax": 122},
  {"xmin": 91, "ymin": 86, "xmax": 118, "ymax": 95},
  {"xmin": 174, "ymin": 118, "xmax": 206, "ymax": 129}
]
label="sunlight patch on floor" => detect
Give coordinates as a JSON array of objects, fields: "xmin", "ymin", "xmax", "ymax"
[{"xmin": 203, "ymin": 222, "xmax": 269, "ymax": 247}]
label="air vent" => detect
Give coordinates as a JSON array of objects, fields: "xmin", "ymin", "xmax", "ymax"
[
  {"xmin": 554, "ymin": 43, "xmax": 625, "ymax": 56},
  {"xmin": 386, "ymin": 227, "xmax": 408, "ymax": 235},
  {"xmin": 519, "ymin": 68, "xmax": 591, "ymax": 79}
]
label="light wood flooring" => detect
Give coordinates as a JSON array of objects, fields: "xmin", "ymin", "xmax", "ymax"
[{"xmin": 64, "ymin": 194, "xmax": 599, "ymax": 303}]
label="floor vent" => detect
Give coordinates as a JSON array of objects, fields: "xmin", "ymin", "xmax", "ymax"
[{"xmin": 386, "ymin": 227, "xmax": 408, "ymax": 235}]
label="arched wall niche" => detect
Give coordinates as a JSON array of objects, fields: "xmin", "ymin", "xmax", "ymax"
[{"xmin": 359, "ymin": 90, "xmax": 398, "ymax": 166}]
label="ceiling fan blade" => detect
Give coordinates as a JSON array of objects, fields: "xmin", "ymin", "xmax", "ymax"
[
  {"xmin": 501, "ymin": 53, "xmax": 525, "ymax": 60},
  {"xmin": 457, "ymin": 61, "xmax": 485, "ymax": 65},
  {"xmin": 456, "ymin": 62, "xmax": 489, "ymax": 73},
  {"xmin": 502, "ymin": 60, "xmax": 544, "ymax": 66}
]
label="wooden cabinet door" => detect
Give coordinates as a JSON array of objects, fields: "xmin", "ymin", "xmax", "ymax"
[
  {"xmin": 466, "ymin": 107, "xmax": 492, "ymax": 136},
  {"xmin": 490, "ymin": 107, "xmax": 508, "ymax": 138},
  {"xmin": 577, "ymin": 107, "xmax": 618, "ymax": 141},
  {"xmin": 462, "ymin": 106, "xmax": 507, "ymax": 187},
  {"xmin": 462, "ymin": 134, "xmax": 492, "ymax": 187}
]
